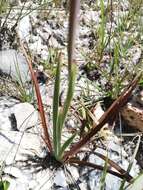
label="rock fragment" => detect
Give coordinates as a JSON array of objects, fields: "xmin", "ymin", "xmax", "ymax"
[
  {"xmin": 0, "ymin": 49, "xmax": 31, "ymax": 83},
  {"xmin": 121, "ymin": 103, "xmax": 143, "ymax": 132}
]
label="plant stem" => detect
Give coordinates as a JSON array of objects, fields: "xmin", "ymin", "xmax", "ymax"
[
  {"xmin": 20, "ymin": 41, "xmax": 52, "ymax": 152},
  {"xmin": 69, "ymin": 158, "xmax": 132, "ymax": 182},
  {"xmin": 68, "ymin": 0, "xmax": 80, "ymax": 72}
]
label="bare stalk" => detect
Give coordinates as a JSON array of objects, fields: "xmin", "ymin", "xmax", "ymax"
[
  {"xmin": 68, "ymin": 0, "xmax": 80, "ymax": 72},
  {"xmin": 20, "ymin": 41, "xmax": 52, "ymax": 152}
]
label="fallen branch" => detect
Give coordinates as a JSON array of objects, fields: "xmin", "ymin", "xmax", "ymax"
[{"xmin": 63, "ymin": 73, "xmax": 142, "ymax": 160}]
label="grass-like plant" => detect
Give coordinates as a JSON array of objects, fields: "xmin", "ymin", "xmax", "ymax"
[
  {"xmin": 82, "ymin": 0, "xmax": 143, "ymax": 102},
  {"xmin": 20, "ymin": 0, "xmax": 142, "ymax": 186},
  {"xmin": 119, "ymin": 135, "xmax": 141, "ymax": 190},
  {"xmin": 97, "ymin": 0, "xmax": 108, "ymax": 62},
  {"xmin": 99, "ymin": 153, "xmax": 108, "ymax": 190},
  {"xmin": 13, "ymin": 56, "xmax": 34, "ymax": 103},
  {"xmin": 0, "ymin": 163, "xmax": 10, "ymax": 190},
  {"xmin": 40, "ymin": 48, "xmax": 59, "ymax": 78},
  {"xmin": 52, "ymin": 53, "xmax": 77, "ymax": 160}
]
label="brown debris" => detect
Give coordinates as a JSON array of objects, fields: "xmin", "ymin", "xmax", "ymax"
[{"xmin": 121, "ymin": 101, "xmax": 143, "ymax": 132}]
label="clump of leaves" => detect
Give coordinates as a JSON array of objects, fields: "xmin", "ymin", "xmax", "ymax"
[
  {"xmin": 20, "ymin": 0, "xmax": 142, "ymax": 186},
  {"xmin": 82, "ymin": 0, "xmax": 143, "ymax": 101},
  {"xmin": 13, "ymin": 59, "xmax": 34, "ymax": 103},
  {"xmin": 52, "ymin": 53, "xmax": 77, "ymax": 160},
  {"xmin": 40, "ymin": 48, "xmax": 59, "ymax": 78}
]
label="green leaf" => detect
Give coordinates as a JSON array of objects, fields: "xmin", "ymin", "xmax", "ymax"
[
  {"xmin": 60, "ymin": 64, "xmax": 77, "ymax": 131},
  {"xmin": 99, "ymin": 0, "xmax": 105, "ymax": 47},
  {"xmin": 0, "ymin": 180, "xmax": 10, "ymax": 190},
  {"xmin": 0, "ymin": 181, "xmax": 4, "ymax": 190},
  {"xmin": 3, "ymin": 181, "xmax": 10, "ymax": 190},
  {"xmin": 100, "ymin": 154, "xmax": 108, "ymax": 190},
  {"xmin": 139, "ymin": 79, "xmax": 143, "ymax": 86},
  {"xmin": 56, "ymin": 108, "xmax": 63, "ymax": 157},
  {"xmin": 52, "ymin": 51, "xmax": 77, "ymax": 160},
  {"xmin": 119, "ymin": 135, "xmax": 141, "ymax": 190},
  {"xmin": 80, "ymin": 102, "xmax": 100, "ymax": 127},
  {"xmin": 58, "ymin": 133, "xmax": 76, "ymax": 160},
  {"xmin": 55, "ymin": 64, "xmax": 77, "ymax": 159},
  {"xmin": 53, "ymin": 54, "xmax": 61, "ymax": 156}
]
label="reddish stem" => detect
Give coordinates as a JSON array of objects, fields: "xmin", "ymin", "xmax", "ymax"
[
  {"xmin": 20, "ymin": 42, "xmax": 52, "ymax": 152},
  {"xmin": 69, "ymin": 158, "xmax": 133, "ymax": 182}
]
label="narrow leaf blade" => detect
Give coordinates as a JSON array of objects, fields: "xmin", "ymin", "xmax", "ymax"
[
  {"xmin": 60, "ymin": 63, "xmax": 77, "ymax": 131},
  {"xmin": 59, "ymin": 133, "xmax": 76, "ymax": 159},
  {"xmin": 53, "ymin": 53, "xmax": 61, "ymax": 155}
]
